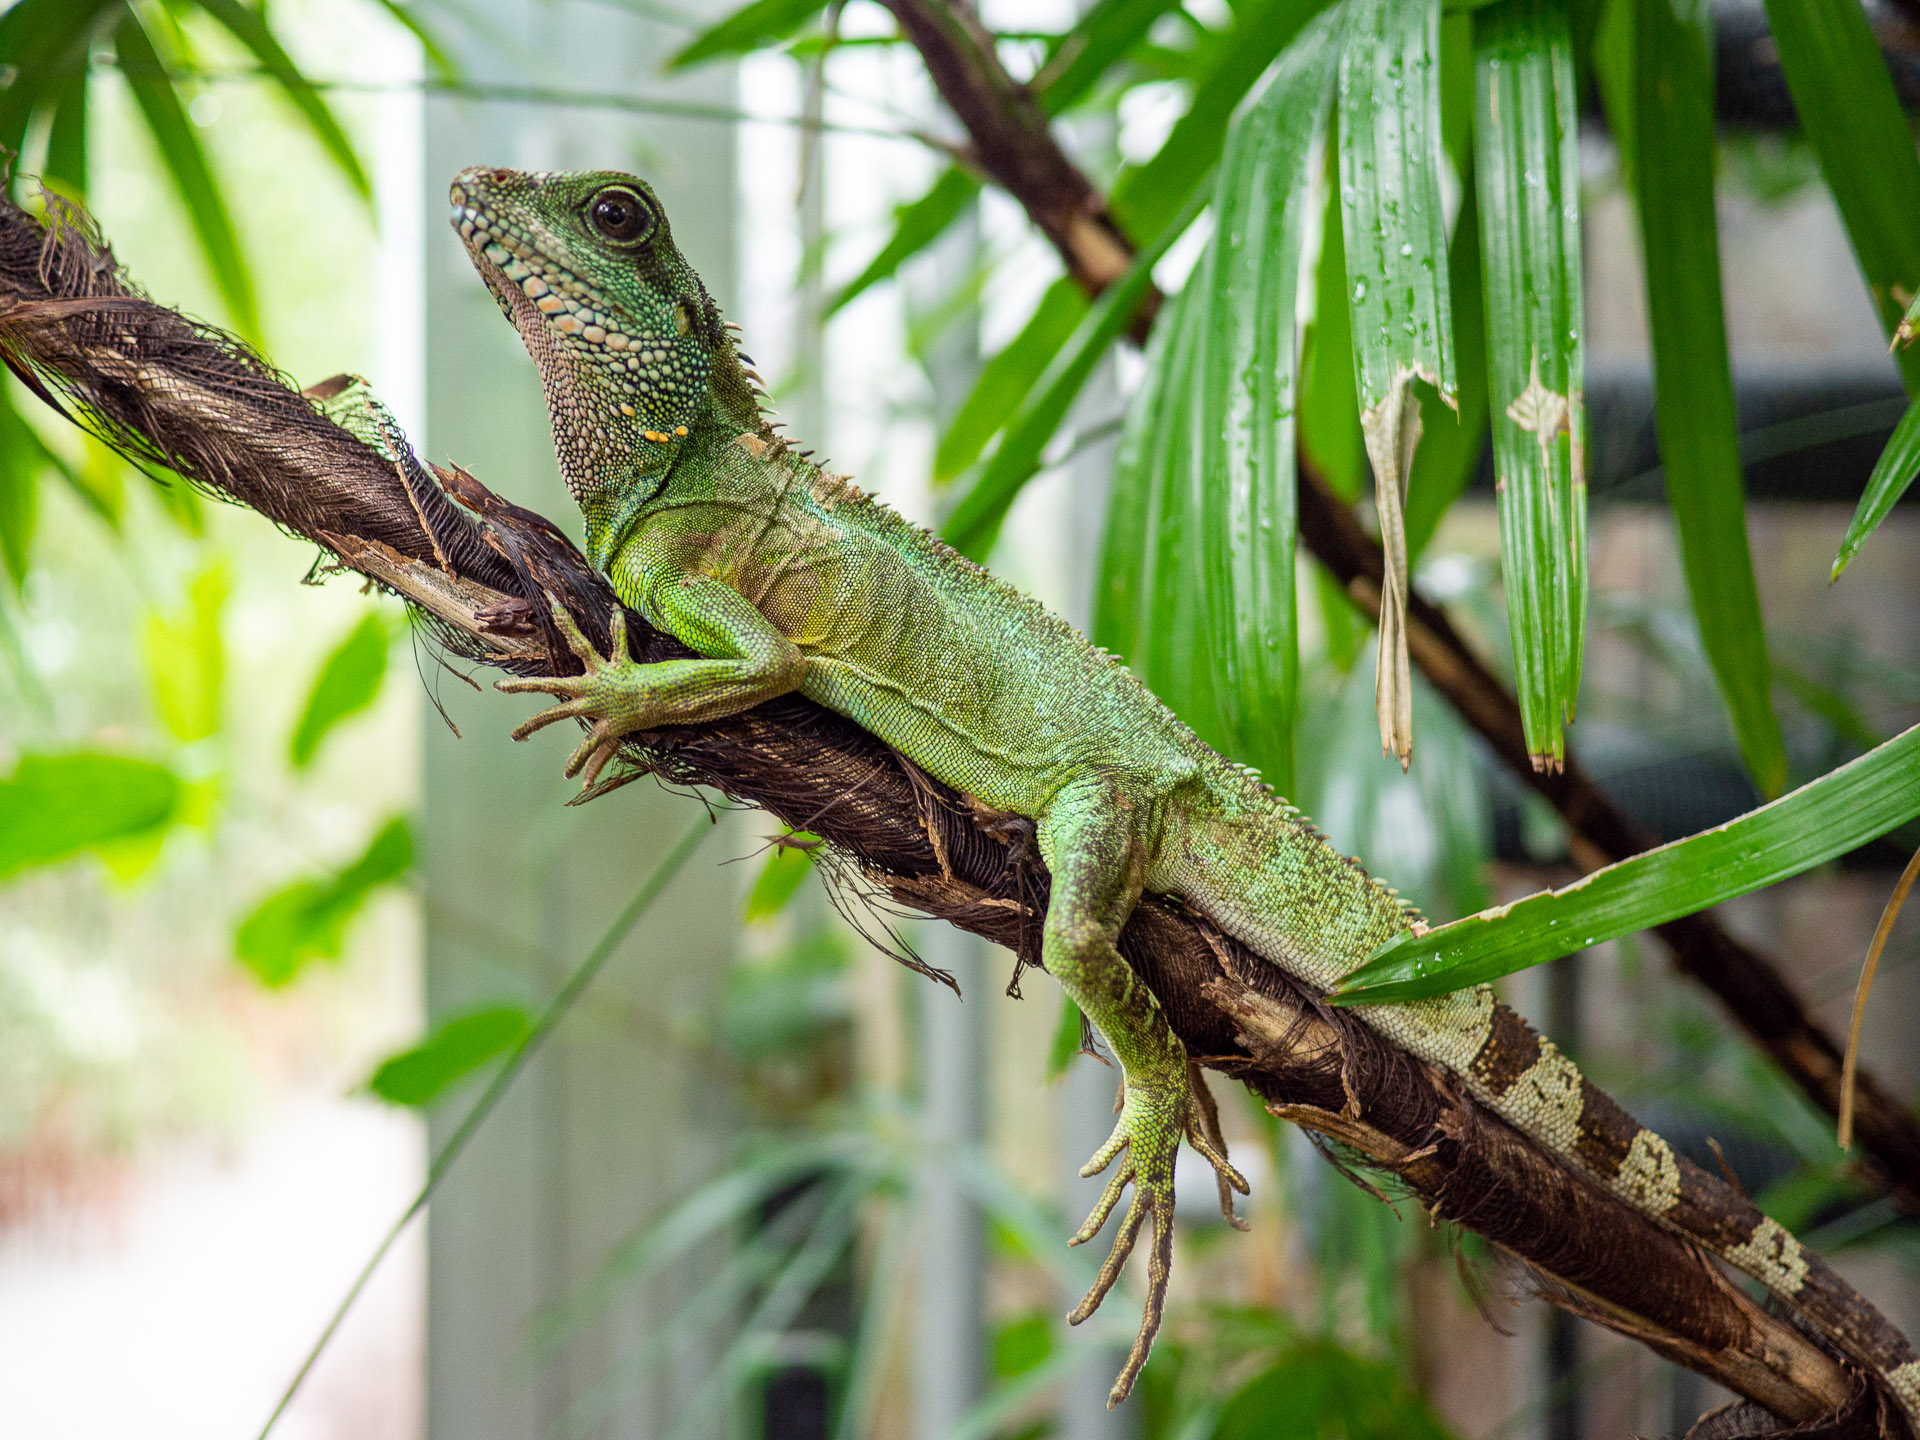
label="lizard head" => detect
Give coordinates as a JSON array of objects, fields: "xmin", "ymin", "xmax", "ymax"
[{"xmin": 450, "ymin": 166, "xmax": 741, "ymax": 503}]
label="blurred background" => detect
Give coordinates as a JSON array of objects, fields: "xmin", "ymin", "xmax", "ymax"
[{"xmin": 0, "ymin": 1, "xmax": 1918, "ymax": 1438}]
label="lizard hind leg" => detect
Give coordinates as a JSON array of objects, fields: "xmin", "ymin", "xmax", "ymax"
[{"xmin": 1040, "ymin": 781, "xmax": 1250, "ymax": 1408}]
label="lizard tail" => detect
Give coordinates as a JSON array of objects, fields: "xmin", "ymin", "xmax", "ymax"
[
  {"xmin": 1163, "ymin": 794, "xmax": 1920, "ymax": 1424},
  {"xmin": 1454, "ymin": 993, "xmax": 1920, "ymax": 1422}
]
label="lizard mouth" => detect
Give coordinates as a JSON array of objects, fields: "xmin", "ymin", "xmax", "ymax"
[
  {"xmin": 447, "ymin": 175, "xmax": 703, "ymax": 490},
  {"xmin": 450, "ymin": 194, "xmax": 557, "ymax": 345},
  {"xmin": 449, "ymin": 188, "xmax": 682, "ymax": 390}
]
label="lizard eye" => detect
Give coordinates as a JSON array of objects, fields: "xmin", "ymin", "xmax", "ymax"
[{"xmin": 587, "ymin": 186, "xmax": 653, "ymax": 244}]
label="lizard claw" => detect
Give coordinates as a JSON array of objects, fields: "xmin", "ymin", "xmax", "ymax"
[
  {"xmin": 1184, "ymin": 1061, "xmax": 1251, "ymax": 1231},
  {"xmin": 1063, "ymin": 1079, "xmax": 1178, "ymax": 1408},
  {"xmin": 497, "ymin": 596, "xmax": 649, "ymax": 782},
  {"xmin": 547, "ymin": 593, "xmax": 600, "ymax": 664},
  {"xmin": 1065, "ymin": 1069, "xmax": 1250, "ymax": 1407},
  {"xmin": 575, "ymin": 732, "xmax": 624, "ymax": 787}
]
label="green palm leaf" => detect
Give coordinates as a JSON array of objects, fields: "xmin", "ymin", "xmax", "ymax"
[
  {"xmin": 0, "ymin": 0, "xmax": 116, "ymax": 156},
  {"xmin": 827, "ymin": 0, "xmax": 1176, "ymax": 323},
  {"xmin": 42, "ymin": 32, "xmax": 88, "ymax": 195},
  {"xmin": 3, "ymin": 0, "xmax": 375, "ymax": 351},
  {"xmin": 1188, "ymin": 38, "xmax": 1337, "ymax": 796},
  {"xmin": 1630, "ymin": 0, "xmax": 1785, "ymax": 795},
  {"xmin": 1300, "ymin": 175, "xmax": 1366, "ymax": 501},
  {"xmin": 1333, "ymin": 721, "xmax": 1920, "ymax": 1004},
  {"xmin": 932, "ymin": 0, "xmax": 1327, "ymax": 498},
  {"xmin": 669, "ymin": 0, "xmax": 830, "ymax": 69},
  {"xmin": 1473, "ymin": 0, "xmax": 1586, "ymax": 773},
  {"xmin": 934, "ymin": 279, "xmax": 1086, "ymax": 484},
  {"xmin": 1403, "ymin": 173, "xmax": 1489, "ymax": 563},
  {"xmin": 828, "ymin": 166, "xmax": 980, "ymax": 318},
  {"xmin": 1094, "ymin": 277, "xmax": 1186, "ymax": 667},
  {"xmin": 1832, "ymin": 300, "xmax": 1920, "ymax": 578},
  {"xmin": 114, "ymin": 8, "xmax": 259, "ymax": 336},
  {"xmin": 1110, "ymin": 0, "xmax": 1331, "ymax": 241},
  {"xmin": 193, "ymin": 0, "xmax": 372, "ymax": 202},
  {"xmin": 1831, "ymin": 397, "xmax": 1920, "ymax": 581},
  {"xmin": 1034, "ymin": 0, "xmax": 1187, "ymax": 113},
  {"xmin": 1758, "ymin": 0, "xmax": 1920, "ymax": 392},
  {"xmin": 941, "ymin": 192, "xmax": 1200, "ymax": 560},
  {"xmin": 1094, "ymin": 5, "xmax": 1348, "ymax": 795}
]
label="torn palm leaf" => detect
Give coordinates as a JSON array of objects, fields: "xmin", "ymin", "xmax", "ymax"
[{"xmin": 1337, "ymin": 0, "xmax": 1454, "ymax": 768}]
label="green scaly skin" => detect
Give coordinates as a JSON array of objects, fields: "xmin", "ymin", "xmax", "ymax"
[{"xmin": 450, "ymin": 167, "xmax": 1920, "ymax": 1419}]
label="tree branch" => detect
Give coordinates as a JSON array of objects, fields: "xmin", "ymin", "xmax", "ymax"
[
  {"xmin": 883, "ymin": 0, "xmax": 1138, "ymax": 302},
  {"xmin": 0, "ymin": 188, "xmax": 1880, "ymax": 1429},
  {"xmin": 881, "ymin": 0, "xmax": 1920, "ymax": 1215}
]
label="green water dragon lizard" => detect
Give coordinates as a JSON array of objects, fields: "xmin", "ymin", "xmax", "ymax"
[{"xmin": 449, "ymin": 165, "xmax": 1920, "ymax": 1420}]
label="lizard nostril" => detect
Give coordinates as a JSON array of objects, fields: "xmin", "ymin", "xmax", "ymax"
[{"xmin": 451, "ymin": 166, "xmax": 520, "ymax": 202}]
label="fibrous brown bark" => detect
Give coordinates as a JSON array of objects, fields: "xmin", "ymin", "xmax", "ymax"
[
  {"xmin": 882, "ymin": 0, "xmax": 1920, "ymax": 1219},
  {"xmin": 0, "ymin": 190, "xmax": 1893, "ymax": 1432}
]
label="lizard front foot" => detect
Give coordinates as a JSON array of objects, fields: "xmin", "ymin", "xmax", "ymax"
[
  {"xmin": 497, "ymin": 596, "xmax": 650, "ymax": 787},
  {"xmin": 1067, "ymin": 1068, "xmax": 1249, "ymax": 1407}
]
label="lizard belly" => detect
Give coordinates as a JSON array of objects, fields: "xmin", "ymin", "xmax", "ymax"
[
  {"xmin": 797, "ymin": 652, "xmax": 1080, "ymax": 814},
  {"xmin": 772, "ymin": 536, "xmax": 1159, "ymax": 815}
]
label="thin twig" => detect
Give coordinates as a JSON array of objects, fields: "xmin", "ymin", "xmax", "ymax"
[
  {"xmin": 253, "ymin": 817, "xmax": 711, "ymax": 1440},
  {"xmin": 1840, "ymin": 842, "xmax": 1920, "ymax": 1149}
]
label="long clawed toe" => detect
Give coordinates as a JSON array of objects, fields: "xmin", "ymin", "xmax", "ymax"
[
  {"xmin": 1064, "ymin": 1075, "xmax": 1252, "ymax": 1407},
  {"xmin": 1192, "ymin": 1135, "xmax": 1251, "ymax": 1231},
  {"xmin": 1109, "ymin": 1194, "xmax": 1175, "ymax": 1407},
  {"xmin": 548, "ymin": 592, "xmax": 620, "ymax": 667},
  {"xmin": 1069, "ymin": 1162, "xmax": 1134, "ymax": 1247},
  {"xmin": 1183, "ymin": 1061, "xmax": 1250, "ymax": 1229},
  {"xmin": 504, "ymin": 693, "xmax": 589, "ymax": 742},
  {"xmin": 496, "ymin": 596, "xmax": 642, "ymax": 785},
  {"xmin": 1063, "ymin": 1105, "xmax": 1177, "ymax": 1409},
  {"xmin": 1065, "ymin": 1175, "xmax": 1175, "ymax": 1409},
  {"xmin": 1068, "ymin": 1186, "xmax": 1147, "ymax": 1323},
  {"xmin": 563, "ymin": 721, "xmax": 625, "ymax": 780},
  {"xmin": 574, "ymin": 732, "xmax": 624, "ymax": 787}
]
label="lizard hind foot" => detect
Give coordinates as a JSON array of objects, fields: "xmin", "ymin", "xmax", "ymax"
[{"xmin": 1064, "ymin": 1074, "xmax": 1252, "ymax": 1406}]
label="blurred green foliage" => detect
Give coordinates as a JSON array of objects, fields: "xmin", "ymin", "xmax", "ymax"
[
  {"xmin": 369, "ymin": 1003, "xmax": 534, "ymax": 1106},
  {"xmin": 290, "ymin": 611, "xmax": 392, "ymax": 768},
  {"xmin": 143, "ymin": 560, "xmax": 226, "ymax": 743},
  {"xmin": 0, "ymin": 0, "xmax": 370, "ymax": 338},
  {"xmin": 0, "ymin": 750, "xmax": 180, "ymax": 879},
  {"xmin": 236, "ymin": 815, "xmax": 413, "ymax": 986}
]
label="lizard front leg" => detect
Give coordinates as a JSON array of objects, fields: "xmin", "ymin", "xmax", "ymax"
[
  {"xmin": 1041, "ymin": 778, "xmax": 1249, "ymax": 1407},
  {"xmin": 500, "ymin": 577, "xmax": 805, "ymax": 786}
]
